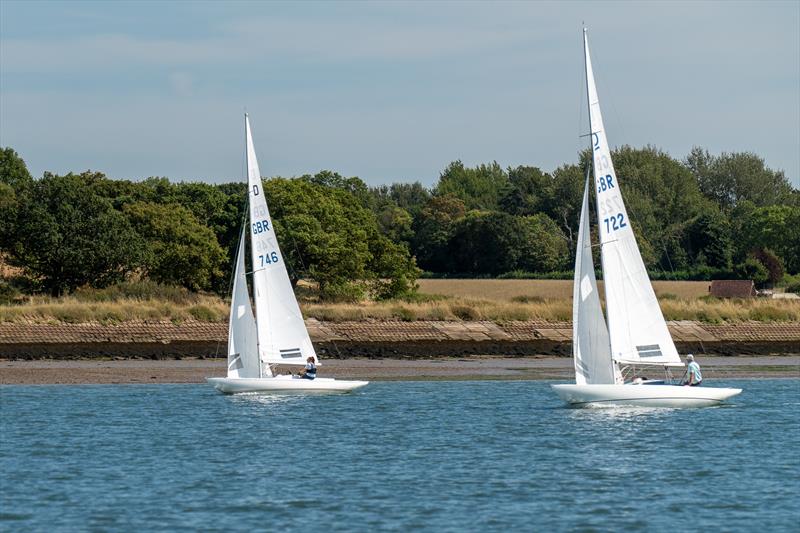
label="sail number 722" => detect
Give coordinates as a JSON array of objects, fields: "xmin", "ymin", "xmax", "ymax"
[{"xmin": 603, "ymin": 213, "xmax": 627, "ymax": 233}]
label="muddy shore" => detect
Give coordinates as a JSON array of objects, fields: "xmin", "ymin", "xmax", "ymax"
[{"xmin": 1, "ymin": 355, "xmax": 797, "ymax": 385}]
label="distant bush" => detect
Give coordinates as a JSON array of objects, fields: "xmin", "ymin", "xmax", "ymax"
[
  {"xmin": 0, "ymin": 281, "xmax": 22, "ymax": 305},
  {"xmin": 449, "ymin": 303, "xmax": 481, "ymax": 320},
  {"xmin": 319, "ymin": 282, "xmax": 365, "ymax": 303},
  {"xmin": 511, "ymin": 295, "xmax": 546, "ymax": 303},
  {"xmin": 188, "ymin": 304, "xmax": 222, "ymax": 321}
]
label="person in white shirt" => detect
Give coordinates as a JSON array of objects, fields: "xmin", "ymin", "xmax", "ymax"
[{"xmin": 683, "ymin": 354, "xmax": 702, "ymax": 386}]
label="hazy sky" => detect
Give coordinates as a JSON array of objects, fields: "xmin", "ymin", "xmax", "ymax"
[{"xmin": 1, "ymin": 0, "xmax": 798, "ymax": 187}]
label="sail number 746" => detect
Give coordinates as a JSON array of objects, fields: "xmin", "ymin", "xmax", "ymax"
[
  {"xmin": 259, "ymin": 252, "xmax": 279, "ymax": 266},
  {"xmin": 604, "ymin": 213, "xmax": 627, "ymax": 233}
]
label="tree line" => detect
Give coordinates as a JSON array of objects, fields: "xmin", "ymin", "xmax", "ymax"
[{"xmin": 1, "ymin": 145, "xmax": 797, "ymax": 299}]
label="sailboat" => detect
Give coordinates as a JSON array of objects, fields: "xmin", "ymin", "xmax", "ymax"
[
  {"xmin": 207, "ymin": 116, "xmax": 369, "ymax": 394},
  {"xmin": 551, "ymin": 29, "xmax": 741, "ymax": 408}
]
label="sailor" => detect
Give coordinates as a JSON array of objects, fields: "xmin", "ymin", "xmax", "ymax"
[
  {"xmin": 299, "ymin": 356, "xmax": 317, "ymax": 380},
  {"xmin": 683, "ymin": 354, "xmax": 702, "ymax": 386}
]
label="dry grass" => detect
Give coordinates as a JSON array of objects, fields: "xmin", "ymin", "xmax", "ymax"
[
  {"xmin": 302, "ymin": 295, "xmax": 798, "ymax": 323},
  {"xmin": 417, "ymin": 279, "xmax": 710, "ymax": 301},
  {"xmin": 0, "ymin": 280, "xmax": 796, "ymax": 324},
  {"xmin": 0, "ymin": 294, "xmax": 228, "ymax": 324}
]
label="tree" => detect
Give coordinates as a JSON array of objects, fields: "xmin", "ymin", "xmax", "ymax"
[
  {"xmin": 0, "ymin": 147, "xmax": 33, "ymax": 189},
  {"xmin": 499, "ymin": 166, "xmax": 551, "ymax": 216},
  {"xmin": 123, "ymin": 201, "xmax": 226, "ymax": 291},
  {"xmin": 516, "ymin": 214, "xmax": 569, "ymax": 273},
  {"xmin": 263, "ymin": 178, "xmax": 418, "ymax": 299},
  {"xmin": 11, "ymin": 172, "xmax": 145, "ymax": 296},
  {"xmin": 751, "ymin": 248, "xmax": 784, "ymax": 286},
  {"xmin": 434, "ymin": 160, "xmax": 509, "ymax": 210},
  {"xmin": 411, "ymin": 195, "xmax": 466, "ymax": 272},
  {"xmin": 736, "ymin": 205, "xmax": 800, "ymax": 273},
  {"xmin": 611, "ymin": 145, "xmax": 707, "ymax": 268},
  {"xmin": 686, "ymin": 147, "xmax": 795, "ymax": 209},
  {"xmin": 371, "ymin": 182, "xmax": 432, "ymax": 217},
  {"xmin": 377, "ymin": 205, "xmax": 414, "ymax": 244},
  {"xmin": 445, "ymin": 212, "xmax": 567, "ymax": 275},
  {"xmin": 684, "ymin": 210, "xmax": 733, "ymax": 269}
]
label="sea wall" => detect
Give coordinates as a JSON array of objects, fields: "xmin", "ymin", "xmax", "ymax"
[{"xmin": 0, "ymin": 319, "xmax": 798, "ymax": 359}]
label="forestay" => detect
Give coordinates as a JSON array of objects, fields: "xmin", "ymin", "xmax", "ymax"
[
  {"xmin": 245, "ymin": 116, "xmax": 318, "ymax": 371},
  {"xmin": 583, "ymin": 29, "xmax": 681, "ymax": 367},
  {"xmin": 227, "ymin": 228, "xmax": 260, "ymax": 378},
  {"xmin": 572, "ymin": 174, "xmax": 617, "ymax": 384}
]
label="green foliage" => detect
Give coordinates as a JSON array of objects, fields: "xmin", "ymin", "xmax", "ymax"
[
  {"xmin": 411, "ymin": 195, "xmax": 467, "ymax": 272},
  {"xmin": 686, "ymin": 147, "xmax": 795, "ymax": 209},
  {"xmin": 264, "ymin": 177, "xmax": 418, "ymax": 300},
  {"xmin": 750, "ymin": 248, "xmax": 784, "ymax": 285},
  {"xmin": 611, "ymin": 146, "xmax": 707, "ymax": 268},
  {"xmin": 444, "ymin": 211, "xmax": 567, "ymax": 276},
  {"xmin": 0, "ymin": 147, "xmax": 33, "ymax": 188},
  {"xmin": 123, "ymin": 201, "xmax": 226, "ymax": 291},
  {"xmin": 1, "ymin": 142, "xmax": 796, "ymax": 299},
  {"xmin": 735, "ymin": 205, "xmax": 800, "ymax": 274},
  {"xmin": 735, "ymin": 257, "xmax": 769, "ymax": 285},
  {"xmin": 370, "ymin": 182, "xmax": 431, "ymax": 216},
  {"xmin": 9, "ymin": 172, "xmax": 146, "ymax": 296},
  {"xmin": 684, "ymin": 209, "xmax": 733, "ymax": 269},
  {"xmin": 435, "ymin": 161, "xmax": 509, "ymax": 210}
]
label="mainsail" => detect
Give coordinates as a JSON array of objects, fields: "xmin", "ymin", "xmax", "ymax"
[
  {"xmin": 583, "ymin": 29, "xmax": 681, "ymax": 367},
  {"xmin": 227, "ymin": 227, "xmax": 259, "ymax": 378},
  {"xmin": 244, "ymin": 115, "xmax": 318, "ymax": 374},
  {"xmin": 572, "ymin": 172, "xmax": 616, "ymax": 384}
]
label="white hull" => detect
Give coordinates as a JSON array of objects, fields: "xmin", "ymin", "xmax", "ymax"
[
  {"xmin": 551, "ymin": 383, "xmax": 742, "ymax": 408},
  {"xmin": 207, "ymin": 375, "xmax": 369, "ymax": 394}
]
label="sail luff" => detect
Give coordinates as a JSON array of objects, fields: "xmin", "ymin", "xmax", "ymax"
[{"xmin": 582, "ymin": 30, "xmax": 682, "ymax": 367}]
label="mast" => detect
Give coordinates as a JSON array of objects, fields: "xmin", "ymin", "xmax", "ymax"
[{"xmin": 244, "ymin": 114, "xmax": 263, "ymax": 379}]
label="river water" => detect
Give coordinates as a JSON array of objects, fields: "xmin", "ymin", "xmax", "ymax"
[{"xmin": 2, "ymin": 379, "xmax": 798, "ymax": 531}]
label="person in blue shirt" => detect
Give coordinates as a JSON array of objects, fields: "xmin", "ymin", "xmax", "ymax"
[
  {"xmin": 683, "ymin": 354, "xmax": 702, "ymax": 386},
  {"xmin": 299, "ymin": 357, "xmax": 317, "ymax": 380}
]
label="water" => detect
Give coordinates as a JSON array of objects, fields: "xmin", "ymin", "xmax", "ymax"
[{"xmin": 2, "ymin": 380, "xmax": 799, "ymax": 532}]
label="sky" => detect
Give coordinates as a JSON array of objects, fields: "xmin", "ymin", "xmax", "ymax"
[{"xmin": 1, "ymin": 0, "xmax": 798, "ymax": 187}]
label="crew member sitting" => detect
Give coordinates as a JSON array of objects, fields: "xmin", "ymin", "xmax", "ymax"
[
  {"xmin": 298, "ymin": 356, "xmax": 317, "ymax": 380},
  {"xmin": 683, "ymin": 354, "xmax": 702, "ymax": 386}
]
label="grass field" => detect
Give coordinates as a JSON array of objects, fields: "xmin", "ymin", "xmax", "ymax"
[
  {"xmin": 0, "ymin": 280, "xmax": 797, "ymax": 324},
  {"xmin": 416, "ymin": 279, "xmax": 711, "ymax": 301}
]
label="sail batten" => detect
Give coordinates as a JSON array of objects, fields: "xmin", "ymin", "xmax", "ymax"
[{"xmin": 582, "ymin": 29, "xmax": 681, "ymax": 367}]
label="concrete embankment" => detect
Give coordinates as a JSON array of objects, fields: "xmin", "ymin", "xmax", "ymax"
[{"xmin": 0, "ymin": 319, "xmax": 798, "ymax": 359}]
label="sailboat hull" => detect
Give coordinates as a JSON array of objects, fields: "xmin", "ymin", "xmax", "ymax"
[
  {"xmin": 206, "ymin": 376, "xmax": 369, "ymax": 394},
  {"xmin": 551, "ymin": 383, "xmax": 742, "ymax": 408}
]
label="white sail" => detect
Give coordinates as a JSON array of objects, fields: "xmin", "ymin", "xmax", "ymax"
[
  {"xmin": 572, "ymin": 174, "xmax": 617, "ymax": 384},
  {"xmin": 227, "ymin": 227, "xmax": 260, "ymax": 378},
  {"xmin": 245, "ymin": 115, "xmax": 317, "ymax": 370},
  {"xmin": 583, "ymin": 29, "xmax": 681, "ymax": 367}
]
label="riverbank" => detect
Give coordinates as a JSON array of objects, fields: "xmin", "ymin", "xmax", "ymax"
[
  {"xmin": 1, "ymin": 356, "xmax": 798, "ymax": 384},
  {"xmin": 1, "ymin": 319, "xmax": 799, "ymax": 359}
]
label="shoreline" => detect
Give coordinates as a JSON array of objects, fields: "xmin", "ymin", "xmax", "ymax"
[{"xmin": 1, "ymin": 355, "xmax": 798, "ymax": 385}]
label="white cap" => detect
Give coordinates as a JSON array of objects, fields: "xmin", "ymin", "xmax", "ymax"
[{"xmin": 686, "ymin": 354, "xmax": 694, "ymax": 361}]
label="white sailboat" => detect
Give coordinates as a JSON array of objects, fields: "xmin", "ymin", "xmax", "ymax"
[
  {"xmin": 551, "ymin": 29, "xmax": 741, "ymax": 408},
  {"xmin": 207, "ymin": 115, "xmax": 368, "ymax": 393}
]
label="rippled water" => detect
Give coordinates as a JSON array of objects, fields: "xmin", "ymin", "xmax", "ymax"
[{"xmin": 2, "ymin": 380, "xmax": 798, "ymax": 531}]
